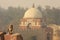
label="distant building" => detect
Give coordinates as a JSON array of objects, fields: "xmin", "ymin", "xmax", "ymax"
[
  {"xmin": 19, "ymin": 5, "xmax": 42, "ymax": 30},
  {"xmin": 48, "ymin": 24, "xmax": 60, "ymax": 40},
  {"xmin": 19, "ymin": 5, "xmax": 53, "ymax": 40}
]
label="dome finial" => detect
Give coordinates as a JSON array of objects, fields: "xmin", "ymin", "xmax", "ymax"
[{"xmin": 32, "ymin": 3, "xmax": 35, "ymax": 8}]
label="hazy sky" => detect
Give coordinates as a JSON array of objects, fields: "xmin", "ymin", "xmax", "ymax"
[{"xmin": 0, "ymin": 0, "xmax": 60, "ymax": 9}]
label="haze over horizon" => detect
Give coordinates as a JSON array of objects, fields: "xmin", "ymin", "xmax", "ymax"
[{"xmin": 0, "ymin": 0, "xmax": 60, "ymax": 9}]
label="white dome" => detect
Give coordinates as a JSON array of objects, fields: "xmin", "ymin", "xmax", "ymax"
[{"xmin": 23, "ymin": 8, "xmax": 42, "ymax": 18}]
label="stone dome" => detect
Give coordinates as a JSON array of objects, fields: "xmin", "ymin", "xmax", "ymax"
[{"xmin": 23, "ymin": 8, "xmax": 42, "ymax": 18}]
